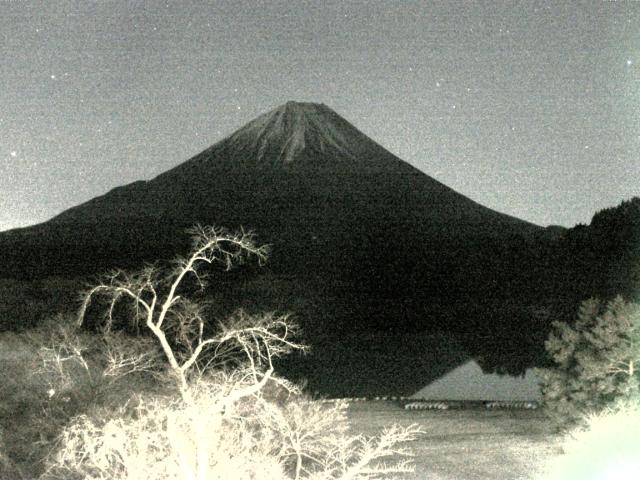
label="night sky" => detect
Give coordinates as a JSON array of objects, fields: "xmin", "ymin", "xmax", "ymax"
[{"xmin": 1, "ymin": 1, "xmax": 638, "ymax": 232}]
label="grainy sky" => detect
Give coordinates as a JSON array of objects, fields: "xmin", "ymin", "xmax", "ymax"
[{"xmin": 1, "ymin": 0, "xmax": 638, "ymax": 231}]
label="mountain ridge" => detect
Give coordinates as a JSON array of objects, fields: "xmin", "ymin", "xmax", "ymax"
[{"xmin": 39, "ymin": 101, "xmax": 540, "ymax": 238}]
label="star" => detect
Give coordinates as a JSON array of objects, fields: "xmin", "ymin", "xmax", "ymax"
[
  {"xmin": 626, "ymin": 59, "xmax": 633, "ymax": 66},
  {"xmin": 10, "ymin": 151, "xmax": 17, "ymax": 157},
  {"xmin": 50, "ymin": 74, "xmax": 56, "ymax": 80}
]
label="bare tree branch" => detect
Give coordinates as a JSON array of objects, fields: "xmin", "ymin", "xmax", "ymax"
[{"xmin": 76, "ymin": 226, "xmax": 289, "ymax": 403}]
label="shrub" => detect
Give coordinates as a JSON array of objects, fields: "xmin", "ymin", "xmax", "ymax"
[
  {"xmin": 0, "ymin": 425, "xmax": 25, "ymax": 479},
  {"xmin": 0, "ymin": 315, "xmax": 161, "ymax": 478},
  {"xmin": 537, "ymin": 296, "xmax": 640, "ymax": 427},
  {"xmin": 43, "ymin": 380, "xmax": 422, "ymax": 480}
]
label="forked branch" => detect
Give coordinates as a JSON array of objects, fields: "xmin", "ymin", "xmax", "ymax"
[{"xmin": 76, "ymin": 226, "xmax": 294, "ymax": 402}]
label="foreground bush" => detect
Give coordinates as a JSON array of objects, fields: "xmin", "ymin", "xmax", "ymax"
[
  {"xmin": 543, "ymin": 400, "xmax": 640, "ymax": 480},
  {"xmin": 0, "ymin": 315, "xmax": 160, "ymax": 479},
  {"xmin": 42, "ymin": 379, "xmax": 421, "ymax": 480},
  {"xmin": 536, "ymin": 296, "xmax": 640, "ymax": 427},
  {"xmin": 41, "ymin": 225, "xmax": 422, "ymax": 479},
  {"xmin": 0, "ymin": 426, "xmax": 24, "ymax": 479}
]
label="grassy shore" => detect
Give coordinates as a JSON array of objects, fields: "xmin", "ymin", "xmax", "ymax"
[{"xmin": 346, "ymin": 400, "xmax": 561, "ymax": 480}]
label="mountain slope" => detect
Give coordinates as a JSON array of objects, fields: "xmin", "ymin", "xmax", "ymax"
[{"xmin": 46, "ymin": 102, "xmax": 535, "ymax": 231}]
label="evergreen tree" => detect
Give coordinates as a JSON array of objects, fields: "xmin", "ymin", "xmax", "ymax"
[{"xmin": 537, "ymin": 296, "xmax": 640, "ymax": 427}]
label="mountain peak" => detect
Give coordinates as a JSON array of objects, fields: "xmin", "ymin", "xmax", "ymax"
[
  {"xmin": 221, "ymin": 101, "xmax": 364, "ymax": 166},
  {"xmin": 282, "ymin": 100, "xmax": 326, "ymax": 110},
  {"xmin": 277, "ymin": 101, "xmax": 337, "ymax": 118}
]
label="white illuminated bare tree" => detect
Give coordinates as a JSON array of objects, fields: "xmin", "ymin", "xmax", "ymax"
[
  {"xmin": 76, "ymin": 225, "xmax": 302, "ymax": 402},
  {"xmin": 43, "ymin": 225, "xmax": 422, "ymax": 480}
]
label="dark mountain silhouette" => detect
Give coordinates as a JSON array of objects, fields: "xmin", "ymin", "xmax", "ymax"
[
  {"xmin": 1, "ymin": 102, "xmax": 540, "ymax": 276},
  {"xmin": 3, "ymin": 101, "xmax": 621, "ymax": 395}
]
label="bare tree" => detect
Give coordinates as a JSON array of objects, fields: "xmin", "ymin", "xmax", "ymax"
[
  {"xmin": 76, "ymin": 225, "xmax": 300, "ymax": 401},
  {"xmin": 43, "ymin": 225, "xmax": 423, "ymax": 480}
]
